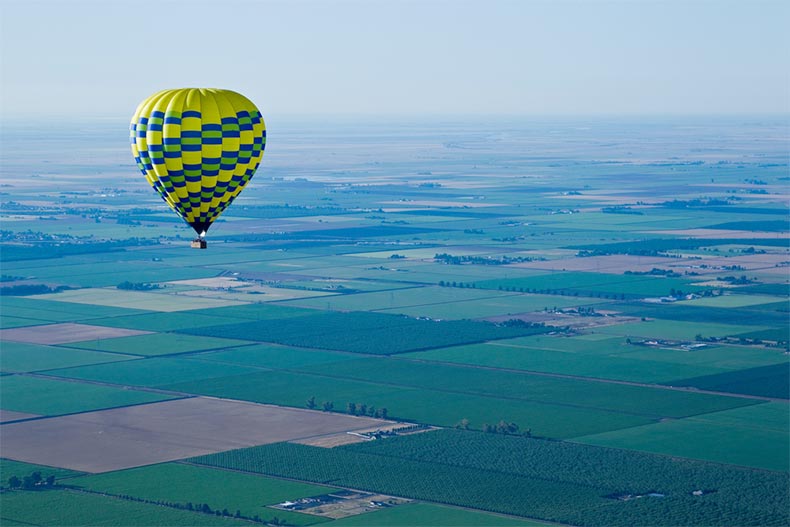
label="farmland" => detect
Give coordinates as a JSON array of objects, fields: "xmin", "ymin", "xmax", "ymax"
[
  {"xmin": 0, "ymin": 375, "xmax": 174, "ymax": 416},
  {"xmin": 1, "ymin": 116, "xmax": 788, "ymax": 526},
  {"xmin": 66, "ymin": 463, "xmax": 334, "ymax": 525},
  {"xmin": 181, "ymin": 311, "xmax": 552, "ymax": 354},
  {"xmin": 574, "ymin": 402, "xmax": 789, "ymax": 471},
  {"xmin": 0, "ymin": 490, "xmax": 256, "ymax": 526},
  {"xmin": 189, "ymin": 429, "xmax": 790, "ymax": 526}
]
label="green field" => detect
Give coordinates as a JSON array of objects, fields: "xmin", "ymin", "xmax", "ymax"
[
  {"xmin": 0, "ymin": 296, "xmax": 151, "ymax": 322},
  {"xmin": 66, "ymin": 463, "xmax": 333, "ymax": 525},
  {"xmin": 0, "ymin": 375, "xmax": 174, "ymax": 416},
  {"xmin": 330, "ymin": 502, "xmax": 550, "ymax": 526},
  {"xmin": 65, "ymin": 333, "xmax": 253, "ymax": 357},
  {"xmin": 474, "ymin": 271, "xmax": 708, "ymax": 299},
  {"xmin": 163, "ymin": 368, "xmax": 653, "ymax": 438},
  {"xmin": 680, "ymin": 294, "xmax": 785, "ymax": 308},
  {"xmin": 198, "ymin": 343, "xmax": 359, "ymax": 370},
  {"xmin": 280, "ymin": 285, "xmax": 597, "ymax": 319},
  {"xmin": 575, "ymin": 402, "xmax": 790, "ymax": 471},
  {"xmin": 380, "ymin": 292, "xmax": 604, "ymax": 319},
  {"xmin": 292, "ymin": 356, "xmax": 757, "ymax": 419},
  {"xmin": 85, "ymin": 312, "xmax": 246, "ymax": 332},
  {"xmin": 0, "ymin": 342, "xmax": 136, "ymax": 373},
  {"xmin": 48, "ymin": 357, "xmax": 261, "ymax": 388},
  {"xmin": 616, "ymin": 343, "xmax": 789, "ymax": 370},
  {"xmin": 403, "ymin": 341, "xmax": 727, "ymax": 383},
  {"xmin": 0, "ymin": 489, "xmax": 254, "ymax": 526},
  {"xmin": 180, "ymin": 311, "xmax": 550, "ymax": 354},
  {"xmin": 667, "ymin": 363, "xmax": 789, "ymax": 399},
  {"xmin": 596, "ymin": 319, "xmax": 765, "ymax": 341},
  {"xmin": 182, "ymin": 302, "xmax": 315, "ymax": 321},
  {"xmin": 0, "ymin": 315, "xmax": 51, "ymax": 329}
]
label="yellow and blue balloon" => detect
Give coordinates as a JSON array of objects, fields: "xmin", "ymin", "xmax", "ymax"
[{"xmin": 130, "ymin": 88, "xmax": 266, "ymax": 239}]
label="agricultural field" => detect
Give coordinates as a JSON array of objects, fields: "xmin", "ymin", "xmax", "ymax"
[
  {"xmin": 667, "ymin": 363, "xmax": 789, "ymax": 399},
  {"xmin": 0, "ymin": 375, "xmax": 174, "ymax": 416},
  {"xmin": 1, "ymin": 116, "xmax": 788, "ymax": 526},
  {"xmin": 0, "ymin": 397, "xmax": 389, "ymax": 472},
  {"xmin": 403, "ymin": 341, "xmax": 729, "ymax": 383},
  {"xmin": 33, "ymin": 287, "xmax": 246, "ymax": 311},
  {"xmin": 46, "ymin": 356, "xmax": 261, "ymax": 387},
  {"xmin": 0, "ymin": 341, "xmax": 137, "ymax": 373},
  {"xmin": 0, "ymin": 490, "xmax": 255, "ymax": 526},
  {"xmin": 574, "ymin": 402, "xmax": 789, "ymax": 471},
  {"xmin": 64, "ymin": 332, "xmax": 253, "ymax": 357},
  {"xmin": 189, "ymin": 429, "xmax": 790, "ymax": 527},
  {"xmin": 180, "ymin": 310, "xmax": 551, "ymax": 354},
  {"xmin": 66, "ymin": 463, "xmax": 334, "ymax": 525},
  {"xmin": 329, "ymin": 502, "xmax": 551, "ymax": 526}
]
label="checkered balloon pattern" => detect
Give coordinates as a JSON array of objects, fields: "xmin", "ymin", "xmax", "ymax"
[{"xmin": 130, "ymin": 88, "xmax": 266, "ymax": 236}]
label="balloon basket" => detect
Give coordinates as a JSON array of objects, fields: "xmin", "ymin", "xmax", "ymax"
[{"xmin": 191, "ymin": 238, "xmax": 207, "ymax": 249}]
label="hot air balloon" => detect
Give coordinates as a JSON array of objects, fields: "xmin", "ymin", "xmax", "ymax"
[{"xmin": 130, "ymin": 88, "xmax": 266, "ymax": 248}]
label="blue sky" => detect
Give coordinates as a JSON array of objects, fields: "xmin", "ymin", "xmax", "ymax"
[{"xmin": 1, "ymin": 0, "xmax": 788, "ymax": 118}]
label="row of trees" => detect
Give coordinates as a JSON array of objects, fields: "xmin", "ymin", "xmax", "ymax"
[
  {"xmin": 117, "ymin": 281, "xmax": 161, "ymax": 291},
  {"xmin": 435, "ymin": 253, "xmax": 536, "ymax": 266},
  {"xmin": 78, "ymin": 488, "xmax": 290, "ymax": 525},
  {"xmin": 305, "ymin": 396, "xmax": 389, "ymax": 419}
]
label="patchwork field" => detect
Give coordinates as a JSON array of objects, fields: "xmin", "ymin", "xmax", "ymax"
[
  {"xmin": 189, "ymin": 429, "xmax": 790, "ymax": 527},
  {"xmin": 1, "ymin": 117, "xmax": 787, "ymax": 526}
]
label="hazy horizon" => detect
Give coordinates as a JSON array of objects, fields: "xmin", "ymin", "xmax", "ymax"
[{"xmin": 2, "ymin": 0, "xmax": 788, "ymax": 119}]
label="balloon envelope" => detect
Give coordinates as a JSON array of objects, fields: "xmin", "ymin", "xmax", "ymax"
[{"xmin": 130, "ymin": 88, "xmax": 266, "ymax": 236}]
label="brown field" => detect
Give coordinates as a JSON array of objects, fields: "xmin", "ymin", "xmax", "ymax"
[
  {"xmin": 0, "ymin": 397, "xmax": 392, "ymax": 473},
  {"xmin": 0, "ymin": 409, "xmax": 39, "ymax": 423},
  {"xmin": 0, "ymin": 323, "xmax": 151, "ymax": 345}
]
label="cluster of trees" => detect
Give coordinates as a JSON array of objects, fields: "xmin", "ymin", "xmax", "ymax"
[
  {"xmin": 6, "ymin": 471, "xmax": 56, "ymax": 490},
  {"xmin": 346, "ymin": 402, "xmax": 389, "ymax": 419},
  {"xmin": 497, "ymin": 319, "xmax": 546, "ymax": 328},
  {"xmin": 435, "ymin": 253, "xmax": 536, "ymax": 266},
  {"xmin": 305, "ymin": 397, "xmax": 389, "ymax": 419},
  {"xmin": 455, "ymin": 419, "xmax": 531, "ymax": 437},
  {"xmin": 720, "ymin": 275, "xmax": 754, "ymax": 285},
  {"xmin": 625, "ymin": 268, "xmax": 681, "ymax": 277},
  {"xmin": 0, "ymin": 284, "xmax": 71, "ymax": 296},
  {"xmin": 601, "ymin": 206, "xmax": 643, "ymax": 215},
  {"xmin": 117, "ymin": 281, "xmax": 161, "ymax": 291},
  {"xmin": 661, "ymin": 198, "xmax": 732, "ymax": 208}
]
